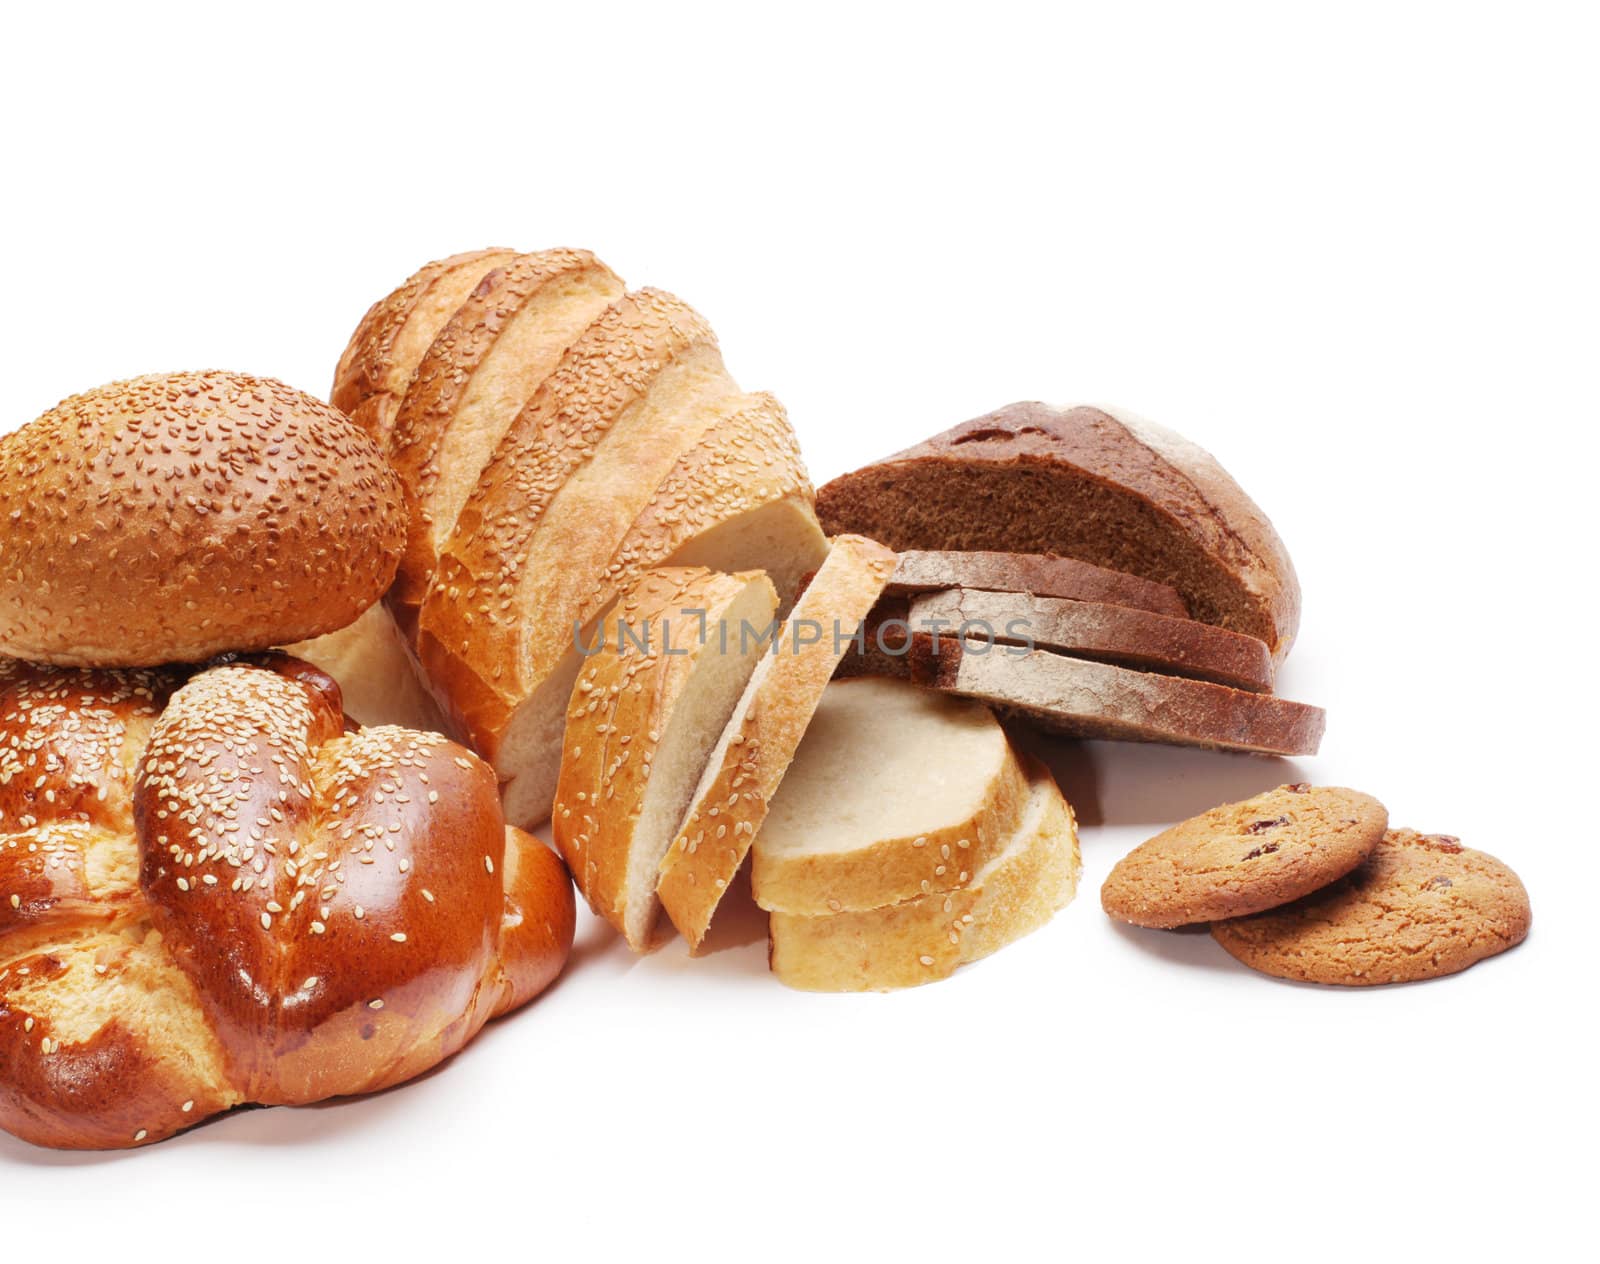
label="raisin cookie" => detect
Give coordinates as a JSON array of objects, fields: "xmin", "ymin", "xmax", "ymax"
[
  {"xmin": 1211, "ymin": 829, "xmax": 1531, "ymax": 985},
  {"xmin": 1101, "ymin": 783, "xmax": 1387, "ymax": 928}
]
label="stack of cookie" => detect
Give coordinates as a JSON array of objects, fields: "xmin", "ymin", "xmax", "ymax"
[{"xmin": 1101, "ymin": 784, "xmax": 1532, "ymax": 985}]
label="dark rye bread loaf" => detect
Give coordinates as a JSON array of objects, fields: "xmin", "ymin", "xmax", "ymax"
[
  {"xmin": 912, "ymin": 638, "xmax": 1324, "ymax": 756},
  {"xmin": 816, "ymin": 403, "xmax": 1302, "ymax": 663},
  {"xmin": 908, "ymin": 589, "xmax": 1274, "ymax": 692}
]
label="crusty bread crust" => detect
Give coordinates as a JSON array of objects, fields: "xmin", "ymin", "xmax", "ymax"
[
  {"xmin": 656, "ymin": 535, "xmax": 897, "ymax": 951},
  {"xmin": 384, "ymin": 251, "xmax": 625, "ymax": 635},
  {"xmin": 0, "ymin": 372, "xmax": 405, "ymax": 667},
  {"xmin": 767, "ymin": 756, "xmax": 1080, "ymax": 991},
  {"xmin": 917, "ymin": 638, "xmax": 1324, "ymax": 756},
  {"xmin": 416, "ymin": 288, "xmax": 722, "ymax": 765},
  {"xmin": 331, "ymin": 249, "xmax": 517, "ymax": 446}
]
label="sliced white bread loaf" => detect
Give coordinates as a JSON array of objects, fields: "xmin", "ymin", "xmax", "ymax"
[
  {"xmin": 332, "ymin": 251, "xmax": 828, "ymax": 828},
  {"xmin": 383, "ymin": 250, "xmax": 625, "ymax": 635},
  {"xmin": 751, "ymin": 677, "xmax": 1029, "ymax": 914},
  {"xmin": 553, "ymin": 568, "xmax": 778, "ymax": 950},
  {"xmin": 332, "ymin": 249, "xmax": 519, "ymax": 446},
  {"xmin": 768, "ymin": 755, "xmax": 1080, "ymax": 991},
  {"xmin": 656, "ymin": 534, "xmax": 898, "ymax": 950}
]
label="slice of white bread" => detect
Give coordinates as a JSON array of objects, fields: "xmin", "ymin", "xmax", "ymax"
[
  {"xmin": 656, "ymin": 534, "xmax": 898, "ymax": 950},
  {"xmin": 553, "ymin": 568, "xmax": 778, "ymax": 950},
  {"xmin": 283, "ymin": 603, "xmax": 453, "ymax": 735},
  {"xmin": 768, "ymin": 755, "xmax": 1080, "ymax": 991},
  {"xmin": 751, "ymin": 677, "xmax": 1029, "ymax": 914}
]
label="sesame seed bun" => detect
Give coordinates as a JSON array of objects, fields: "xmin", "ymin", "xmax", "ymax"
[{"xmin": 0, "ymin": 370, "xmax": 405, "ymax": 667}]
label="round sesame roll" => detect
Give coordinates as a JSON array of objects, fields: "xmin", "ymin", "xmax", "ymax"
[{"xmin": 0, "ymin": 370, "xmax": 406, "ymax": 668}]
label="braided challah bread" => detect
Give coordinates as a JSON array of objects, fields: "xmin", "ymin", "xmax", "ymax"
[
  {"xmin": 321, "ymin": 249, "xmax": 829, "ymax": 826},
  {"xmin": 0, "ymin": 654, "xmax": 574, "ymax": 1150}
]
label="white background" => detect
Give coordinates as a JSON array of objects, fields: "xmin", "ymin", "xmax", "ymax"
[{"xmin": 1, "ymin": 2, "xmax": 1592, "ymax": 1257}]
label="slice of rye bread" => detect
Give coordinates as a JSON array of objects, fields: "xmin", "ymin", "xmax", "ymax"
[
  {"xmin": 655, "ymin": 534, "xmax": 898, "ymax": 951},
  {"xmin": 815, "ymin": 403, "xmax": 1301, "ymax": 663},
  {"xmin": 553, "ymin": 568, "xmax": 779, "ymax": 950},
  {"xmin": 767, "ymin": 755, "xmax": 1081, "ymax": 991},
  {"xmin": 913, "ymin": 638, "xmax": 1324, "ymax": 756},
  {"xmin": 750, "ymin": 677, "xmax": 1030, "ymax": 915},
  {"xmin": 887, "ymin": 549, "xmax": 1187, "ymax": 617},
  {"xmin": 905, "ymin": 588, "xmax": 1274, "ymax": 692}
]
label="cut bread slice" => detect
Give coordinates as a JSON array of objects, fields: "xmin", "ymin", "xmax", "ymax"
[
  {"xmin": 907, "ymin": 588, "xmax": 1274, "ymax": 691},
  {"xmin": 656, "ymin": 534, "xmax": 898, "ymax": 950},
  {"xmin": 585, "ymin": 393, "xmax": 827, "ymax": 618},
  {"xmin": 915, "ymin": 638, "xmax": 1324, "ymax": 756},
  {"xmin": 385, "ymin": 251, "xmax": 626, "ymax": 633},
  {"xmin": 283, "ymin": 602, "xmax": 453, "ymax": 735},
  {"xmin": 768, "ymin": 755, "xmax": 1080, "ymax": 991},
  {"xmin": 332, "ymin": 249, "xmax": 517, "ymax": 446},
  {"xmin": 552, "ymin": 568, "xmax": 778, "ymax": 950},
  {"xmin": 888, "ymin": 549, "xmax": 1187, "ymax": 617},
  {"xmin": 751, "ymin": 677, "xmax": 1028, "ymax": 914}
]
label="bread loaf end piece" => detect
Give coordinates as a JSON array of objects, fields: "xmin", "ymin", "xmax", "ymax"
[{"xmin": 816, "ymin": 403, "xmax": 1300, "ymax": 663}]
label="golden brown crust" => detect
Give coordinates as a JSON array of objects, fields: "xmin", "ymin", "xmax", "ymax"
[
  {"xmin": 655, "ymin": 535, "xmax": 897, "ymax": 950},
  {"xmin": 0, "ymin": 372, "xmax": 405, "ymax": 667},
  {"xmin": 1100, "ymin": 784, "xmax": 1387, "ymax": 928},
  {"xmin": 0, "ymin": 655, "xmax": 573, "ymax": 1149},
  {"xmin": 417, "ymin": 288, "xmax": 720, "ymax": 759},
  {"xmin": 331, "ymin": 249, "xmax": 516, "ymax": 447},
  {"xmin": 384, "ymin": 250, "xmax": 624, "ymax": 634},
  {"xmin": 1211, "ymin": 829, "xmax": 1532, "ymax": 985},
  {"xmin": 492, "ymin": 827, "xmax": 576, "ymax": 1016}
]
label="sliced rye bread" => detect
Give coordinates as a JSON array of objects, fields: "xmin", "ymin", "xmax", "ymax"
[
  {"xmin": 905, "ymin": 588, "xmax": 1273, "ymax": 692},
  {"xmin": 767, "ymin": 755, "xmax": 1081, "ymax": 991},
  {"xmin": 815, "ymin": 403, "xmax": 1301, "ymax": 663},
  {"xmin": 836, "ymin": 584, "xmax": 1270, "ymax": 692},
  {"xmin": 887, "ymin": 549, "xmax": 1187, "ymax": 617},
  {"xmin": 655, "ymin": 534, "xmax": 898, "ymax": 951},
  {"xmin": 914, "ymin": 638, "xmax": 1324, "ymax": 756},
  {"xmin": 750, "ymin": 677, "xmax": 1030, "ymax": 915},
  {"xmin": 553, "ymin": 568, "xmax": 778, "ymax": 950}
]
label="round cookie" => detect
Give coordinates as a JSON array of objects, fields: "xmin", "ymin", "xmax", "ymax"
[
  {"xmin": 1101, "ymin": 783, "xmax": 1387, "ymax": 928},
  {"xmin": 1211, "ymin": 829, "xmax": 1531, "ymax": 985}
]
